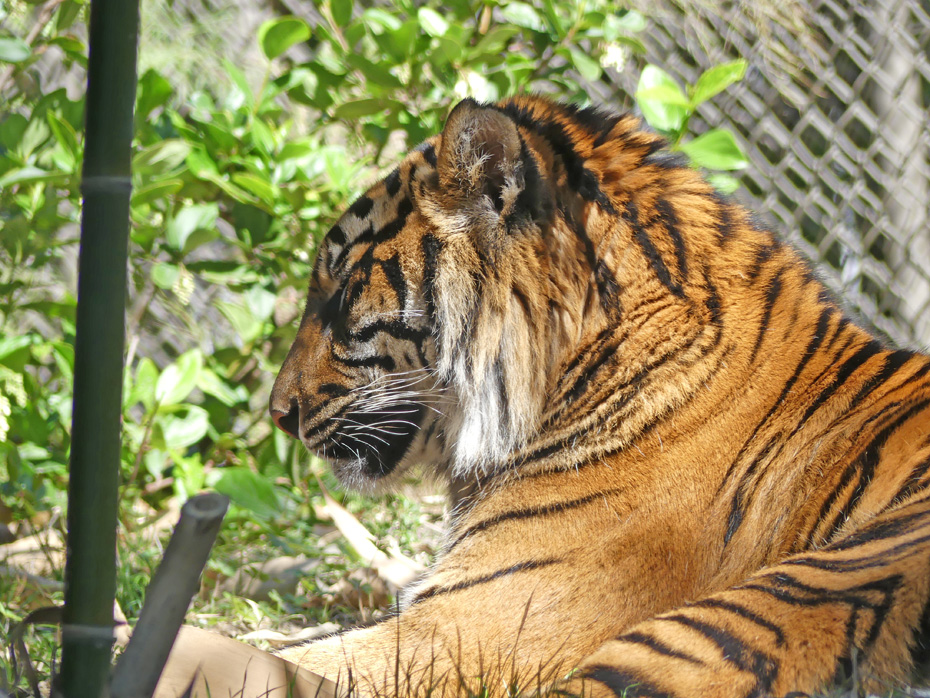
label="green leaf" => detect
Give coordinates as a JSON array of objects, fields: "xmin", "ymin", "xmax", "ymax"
[
  {"xmin": 331, "ymin": 0, "xmax": 353, "ymax": 27},
  {"xmin": 361, "ymin": 7, "xmax": 402, "ymax": 32},
  {"xmin": 197, "ymin": 369, "xmax": 247, "ymax": 407},
  {"xmin": 634, "ymin": 85, "xmax": 690, "ymax": 107},
  {"xmin": 136, "ymin": 68, "xmax": 173, "ymax": 120},
  {"xmin": 127, "ymin": 357, "xmax": 159, "ymax": 411},
  {"xmin": 332, "ymin": 98, "xmax": 390, "ymax": 119},
  {"xmin": 48, "ymin": 35, "xmax": 85, "ymax": 58},
  {"xmin": 222, "ymin": 59, "xmax": 254, "ymax": 108},
  {"xmin": 216, "ymin": 300, "xmax": 262, "ymax": 344},
  {"xmin": 278, "ymin": 138, "xmax": 317, "ymax": 161},
  {"xmin": 51, "ymin": 341, "xmax": 75, "ymax": 381},
  {"xmin": 0, "ymin": 335, "xmax": 34, "ymax": 368},
  {"xmin": 471, "ymin": 25, "xmax": 520, "ymax": 57},
  {"xmin": 707, "ymin": 173, "xmax": 741, "ymax": 195},
  {"xmin": 690, "ymin": 59, "xmax": 747, "ymax": 107},
  {"xmin": 0, "ymin": 37, "xmax": 31, "ymax": 63},
  {"xmin": 346, "ymin": 55, "xmax": 403, "ymax": 89},
  {"xmin": 143, "ymin": 448, "xmax": 169, "ymax": 479},
  {"xmin": 380, "ymin": 19, "xmax": 417, "ymax": 60},
  {"xmin": 567, "ymin": 46, "xmax": 601, "ymax": 82},
  {"xmin": 165, "ymin": 203, "xmax": 219, "ymax": 252},
  {"xmin": 635, "ymin": 65, "xmax": 688, "ymax": 133},
  {"xmin": 417, "ymin": 7, "xmax": 449, "ymax": 37},
  {"xmin": 133, "ymin": 140, "xmax": 191, "ymax": 175},
  {"xmin": 0, "ymin": 113, "xmax": 28, "ymax": 150},
  {"xmin": 209, "ymin": 467, "xmax": 281, "ymax": 519},
  {"xmin": 185, "ymin": 147, "xmax": 219, "ymax": 179},
  {"xmin": 159, "ymin": 406, "xmax": 210, "ymax": 450},
  {"xmin": 56, "ymin": 1, "xmax": 83, "ymax": 32},
  {"xmin": 245, "ymin": 286, "xmax": 276, "ymax": 323},
  {"xmin": 46, "ymin": 111, "xmax": 79, "ymax": 158},
  {"xmin": 0, "ymin": 166, "xmax": 68, "ymax": 188},
  {"xmin": 231, "ymin": 173, "xmax": 276, "ymax": 208},
  {"xmin": 678, "ymin": 129, "xmax": 748, "ymax": 171},
  {"xmin": 615, "ymin": 10, "xmax": 646, "ymax": 33},
  {"xmin": 251, "ymin": 119, "xmax": 276, "ymax": 155},
  {"xmin": 155, "ymin": 349, "xmax": 203, "ymax": 406},
  {"xmin": 500, "ymin": 2, "xmax": 546, "ymax": 32},
  {"xmin": 540, "ymin": 0, "xmax": 564, "ymax": 36},
  {"xmin": 151, "ymin": 262, "xmax": 180, "ymax": 290},
  {"xmin": 130, "ymin": 178, "xmax": 183, "ymax": 207},
  {"xmin": 258, "ymin": 16, "xmax": 310, "ymax": 60}
]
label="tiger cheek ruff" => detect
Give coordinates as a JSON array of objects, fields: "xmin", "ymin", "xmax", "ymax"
[{"xmin": 268, "ymin": 96, "xmax": 930, "ymax": 697}]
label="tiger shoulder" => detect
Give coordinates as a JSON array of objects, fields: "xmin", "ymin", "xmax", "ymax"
[{"xmin": 267, "ymin": 95, "xmax": 930, "ymax": 697}]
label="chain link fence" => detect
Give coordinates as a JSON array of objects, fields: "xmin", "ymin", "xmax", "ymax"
[{"xmin": 609, "ymin": 0, "xmax": 930, "ymax": 350}]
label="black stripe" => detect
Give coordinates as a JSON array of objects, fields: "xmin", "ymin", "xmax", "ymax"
[
  {"xmin": 415, "ymin": 141, "xmax": 437, "ymax": 167},
  {"xmin": 909, "ymin": 579, "xmax": 930, "ymax": 667},
  {"xmin": 628, "ymin": 200, "xmax": 686, "ymax": 299},
  {"xmin": 583, "ymin": 665, "xmax": 674, "ymax": 698},
  {"xmin": 448, "ymin": 488, "xmax": 624, "ymax": 551},
  {"xmin": 421, "ymin": 233, "xmax": 442, "ymax": 324},
  {"xmin": 331, "ymin": 224, "xmax": 372, "ymax": 273},
  {"xmin": 827, "ymin": 491, "xmax": 930, "ymax": 552},
  {"xmin": 351, "ymin": 320, "xmax": 427, "ymax": 344},
  {"xmin": 748, "ymin": 241, "xmax": 776, "ymax": 281},
  {"xmin": 661, "ymin": 613, "xmax": 756, "ymax": 672},
  {"xmin": 722, "ymin": 307, "xmax": 835, "ymax": 545},
  {"xmin": 318, "ymin": 383, "xmax": 349, "ymax": 398},
  {"xmin": 377, "ymin": 254, "xmax": 408, "ymax": 310},
  {"xmin": 783, "ymin": 530, "xmax": 930, "ymax": 573},
  {"xmin": 621, "ymin": 631, "xmax": 704, "ymax": 664},
  {"xmin": 384, "ymin": 167, "xmax": 402, "ymax": 197},
  {"xmin": 338, "ymin": 354, "xmax": 395, "ymax": 371},
  {"xmin": 409, "ymin": 558, "xmax": 560, "ymax": 605},
  {"xmin": 821, "ymin": 398, "xmax": 930, "ymax": 542},
  {"xmin": 844, "ymin": 349, "xmax": 913, "ymax": 408},
  {"xmin": 798, "ymin": 339, "xmax": 885, "ymax": 424},
  {"xmin": 348, "ymin": 195, "xmax": 373, "ymax": 219},
  {"xmin": 712, "ymin": 193, "xmax": 735, "ymax": 242},
  {"xmin": 749, "ymin": 267, "xmax": 783, "ymax": 365},
  {"xmin": 656, "ymin": 198, "xmax": 688, "ymax": 289},
  {"xmin": 690, "ymin": 598, "xmax": 786, "ymax": 646},
  {"xmin": 498, "ymin": 102, "xmax": 615, "ymax": 212},
  {"xmin": 895, "ymin": 453, "xmax": 930, "ymax": 502}
]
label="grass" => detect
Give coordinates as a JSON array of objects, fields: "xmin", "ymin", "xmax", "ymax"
[{"xmin": 0, "ymin": 458, "xmax": 445, "ymax": 697}]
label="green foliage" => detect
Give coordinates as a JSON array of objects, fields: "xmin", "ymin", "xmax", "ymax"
[
  {"xmin": 635, "ymin": 59, "xmax": 749, "ymax": 193},
  {"xmin": 0, "ymin": 0, "xmax": 660, "ymax": 534},
  {"xmin": 0, "ymin": 0, "xmax": 748, "ymax": 688}
]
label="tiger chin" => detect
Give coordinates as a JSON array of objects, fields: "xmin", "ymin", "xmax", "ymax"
[{"xmin": 268, "ymin": 96, "xmax": 930, "ymax": 697}]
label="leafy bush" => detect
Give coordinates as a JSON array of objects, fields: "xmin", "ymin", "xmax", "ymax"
[{"xmin": 0, "ymin": 0, "xmax": 748, "ymax": 689}]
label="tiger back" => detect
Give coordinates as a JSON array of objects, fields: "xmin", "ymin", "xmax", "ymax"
[{"xmin": 269, "ymin": 95, "xmax": 930, "ymax": 697}]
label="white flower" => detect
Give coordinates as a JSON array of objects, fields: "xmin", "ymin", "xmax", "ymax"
[
  {"xmin": 0, "ymin": 394, "xmax": 11, "ymax": 443},
  {"xmin": 601, "ymin": 42, "xmax": 630, "ymax": 71}
]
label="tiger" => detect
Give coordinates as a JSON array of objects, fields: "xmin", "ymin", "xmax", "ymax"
[{"xmin": 268, "ymin": 95, "xmax": 930, "ymax": 697}]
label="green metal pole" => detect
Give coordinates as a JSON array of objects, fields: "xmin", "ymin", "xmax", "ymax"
[{"xmin": 59, "ymin": 0, "xmax": 140, "ymax": 694}]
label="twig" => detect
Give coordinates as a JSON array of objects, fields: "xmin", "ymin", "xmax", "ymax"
[
  {"xmin": 0, "ymin": 0, "xmax": 67, "ymax": 98},
  {"xmin": 109, "ymin": 492, "xmax": 229, "ymax": 698}
]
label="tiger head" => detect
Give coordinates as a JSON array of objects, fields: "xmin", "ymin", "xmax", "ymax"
[{"xmin": 270, "ymin": 96, "xmax": 684, "ymax": 491}]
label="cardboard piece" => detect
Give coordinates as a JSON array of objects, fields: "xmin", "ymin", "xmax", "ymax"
[{"xmin": 153, "ymin": 625, "xmax": 339, "ymax": 698}]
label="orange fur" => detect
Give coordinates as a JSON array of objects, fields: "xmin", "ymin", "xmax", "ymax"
[{"xmin": 269, "ymin": 96, "xmax": 930, "ymax": 697}]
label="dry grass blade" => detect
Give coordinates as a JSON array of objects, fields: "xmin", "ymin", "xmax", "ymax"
[
  {"xmin": 316, "ymin": 477, "xmax": 424, "ymax": 592},
  {"xmin": 7, "ymin": 606, "xmax": 63, "ymax": 698}
]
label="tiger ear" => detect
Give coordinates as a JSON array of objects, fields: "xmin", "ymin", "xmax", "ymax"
[{"xmin": 436, "ymin": 99, "xmax": 543, "ymax": 222}]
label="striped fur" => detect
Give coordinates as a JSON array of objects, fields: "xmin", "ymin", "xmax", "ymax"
[{"xmin": 269, "ymin": 96, "xmax": 930, "ymax": 696}]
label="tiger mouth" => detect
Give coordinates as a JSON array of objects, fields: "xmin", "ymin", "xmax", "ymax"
[{"xmin": 323, "ymin": 401, "xmax": 426, "ymax": 478}]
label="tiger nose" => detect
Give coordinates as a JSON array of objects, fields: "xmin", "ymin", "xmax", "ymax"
[{"xmin": 270, "ymin": 401, "xmax": 301, "ymax": 439}]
